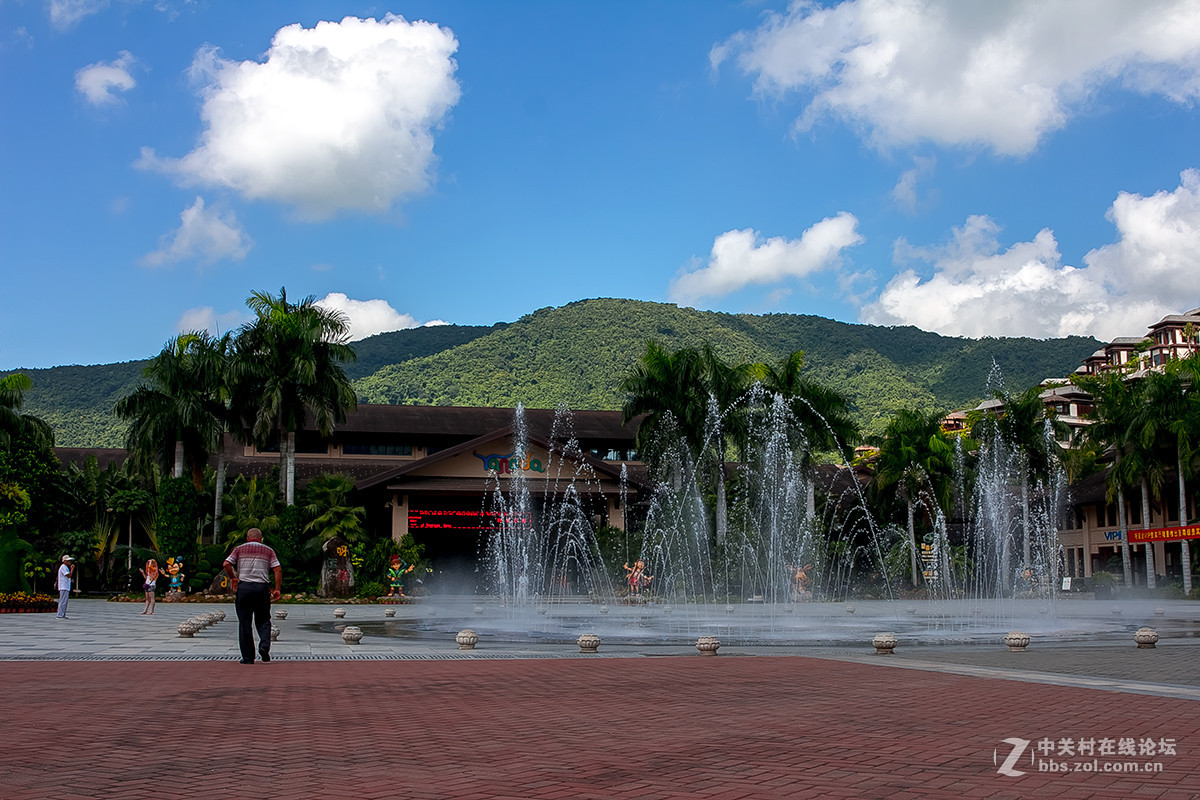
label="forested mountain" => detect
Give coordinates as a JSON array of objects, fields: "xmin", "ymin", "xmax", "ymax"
[
  {"xmin": 6, "ymin": 298, "xmax": 1100, "ymax": 446},
  {"xmin": 354, "ymin": 298, "xmax": 1099, "ymax": 436}
]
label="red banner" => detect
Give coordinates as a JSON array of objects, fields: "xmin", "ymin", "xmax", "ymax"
[{"xmin": 1128, "ymin": 524, "xmax": 1200, "ymax": 543}]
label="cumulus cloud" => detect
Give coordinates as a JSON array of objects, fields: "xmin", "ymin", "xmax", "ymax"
[
  {"xmin": 138, "ymin": 15, "xmax": 460, "ymax": 219},
  {"xmin": 142, "ymin": 196, "xmax": 252, "ymax": 267},
  {"xmin": 669, "ymin": 213, "xmax": 863, "ymax": 305},
  {"xmin": 176, "ymin": 306, "xmax": 250, "ymax": 336},
  {"xmin": 860, "ymin": 170, "xmax": 1200, "ymax": 339},
  {"xmin": 75, "ymin": 50, "xmax": 137, "ymax": 106},
  {"xmin": 314, "ymin": 293, "xmax": 432, "ymax": 341},
  {"xmin": 49, "ymin": 0, "xmax": 109, "ymax": 30},
  {"xmin": 713, "ymin": 0, "xmax": 1200, "ymax": 155}
]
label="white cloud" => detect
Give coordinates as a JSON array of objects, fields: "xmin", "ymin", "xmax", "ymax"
[
  {"xmin": 138, "ymin": 15, "xmax": 460, "ymax": 219},
  {"xmin": 669, "ymin": 213, "xmax": 863, "ymax": 305},
  {"xmin": 714, "ymin": 0, "xmax": 1200, "ymax": 155},
  {"xmin": 142, "ymin": 196, "xmax": 252, "ymax": 267},
  {"xmin": 49, "ymin": 0, "xmax": 109, "ymax": 30},
  {"xmin": 75, "ymin": 50, "xmax": 137, "ymax": 106},
  {"xmin": 176, "ymin": 306, "xmax": 250, "ymax": 336},
  {"xmin": 861, "ymin": 170, "xmax": 1200, "ymax": 339},
  {"xmin": 314, "ymin": 293, "xmax": 426, "ymax": 341}
]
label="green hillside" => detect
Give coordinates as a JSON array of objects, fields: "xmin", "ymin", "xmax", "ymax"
[
  {"xmin": 355, "ymin": 298, "xmax": 1100, "ymax": 436},
  {"xmin": 7, "ymin": 297, "xmax": 1101, "ymax": 446}
]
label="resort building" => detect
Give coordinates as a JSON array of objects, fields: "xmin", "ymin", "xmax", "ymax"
[{"xmin": 58, "ymin": 405, "xmax": 646, "ymax": 577}]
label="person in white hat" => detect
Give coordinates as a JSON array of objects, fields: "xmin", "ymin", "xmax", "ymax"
[{"xmin": 56, "ymin": 555, "xmax": 75, "ymax": 619}]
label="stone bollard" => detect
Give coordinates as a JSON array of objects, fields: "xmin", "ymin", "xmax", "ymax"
[
  {"xmin": 845, "ymin": 605, "xmax": 855, "ymax": 615},
  {"xmin": 177, "ymin": 621, "xmax": 200, "ymax": 638},
  {"xmin": 696, "ymin": 636, "xmax": 721, "ymax": 656},
  {"xmin": 384, "ymin": 608, "xmax": 396, "ymax": 617},
  {"xmin": 456, "ymin": 629, "xmax": 479, "ymax": 650},
  {"xmin": 578, "ymin": 633, "xmax": 601, "ymax": 654},
  {"xmin": 341, "ymin": 626, "xmax": 363, "ymax": 645},
  {"xmin": 270, "ymin": 625, "xmax": 280, "ymax": 642},
  {"xmin": 872, "ymin": 632, "xmax": 898, "ymax": 655},
  {"xmin": 274, "ymin": 609, "xmax": 288, "ymax": 620},
  {"xmin": 724, "ymin": 604, "xmax": 735, "ymax": 615},
  {"xmin": 598, "ymin": 604, "xmax": 609, "ymax": 615},
  {"xmin": 1004, "ymin": 631, "xmax": 1031, "ymax": 652},
  {"xmin": 1134, "ymin": 627, "xmax": 1159, "ymax": 649},
  {"xmin": 334, "ymin": 608, "xmax": 347, "ymax": 619}
]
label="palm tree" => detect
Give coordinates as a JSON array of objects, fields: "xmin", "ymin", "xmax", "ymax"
[
  {"xmin": 301, "ymin": 473, "xmax": 367, "ymax": 555},
  {"xmin": 231, "ymin": 288, "xmax": 358, "ymax": 506},
  {"xmin": 979, "ymin": 385, "xmax": 1068, "ymax": 571},
  {"xmin": 872, "ymin": 409, "xmax": 954, "ymax": 587},
  {"xmin": 0, "ymin": 373, "xmax": 52, "ymax": 452},
  {"xmin": 114, "ymin": 333, "xmax": 225, "ymax": 487},
  {"xmin": 1072, "ymin": 369, "xmax": 1137, "ymax": 588},
  {"xmin": 619, "ymin": 342, "xmax": 710, "ymax": 468},
  {"xmin": 752, "ymin": 350, "xmax": 860, "ymax": 520},
  {"xmin": 1131, "ymin": 362, "xmax": 1200, "ymax": 592}
]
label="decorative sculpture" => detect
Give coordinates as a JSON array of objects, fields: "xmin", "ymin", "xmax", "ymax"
[
  {"xmin": 785, "ymin": 564, "xmax": 813, "ymax": 601},
  {"xmin": 623, "ymin": 559, "xmax": 653, "ymax": 596},
  {"xmin": 386, "ymin": 554, "xmax": 415, "ymax": 598}
]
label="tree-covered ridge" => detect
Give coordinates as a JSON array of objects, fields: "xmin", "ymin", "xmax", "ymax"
[
  {"xmin": 344, "ymin": 322, "xmax": 506, "ymax": 381},
  {"xmin": 355, "ymin": 298, "xmax": 1100, "ymax": 437},
  {"xmin": 7, "ymin": 297, "xmax": 1101, "ymax": 445}
]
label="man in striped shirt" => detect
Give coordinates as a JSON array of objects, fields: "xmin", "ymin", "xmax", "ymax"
[{"xmin": 223, "ymin": 528, "xmax": 283, "ymax": 665}]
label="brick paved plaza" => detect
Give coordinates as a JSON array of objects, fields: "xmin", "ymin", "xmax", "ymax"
[{"xmin": 1, "ymin": 600, "xmax": 1198, "ymax": 799}]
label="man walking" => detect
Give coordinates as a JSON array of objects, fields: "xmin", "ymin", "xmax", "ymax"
[
  {"xmin": 223, "ymin": 528, "xmax": 282, "ymax": 664},
  {"xmin": 56, "ymin": 555, "xmax": 75, "ymax": 619}
]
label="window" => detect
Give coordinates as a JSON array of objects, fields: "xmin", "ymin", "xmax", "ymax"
[{"xmin": 343, "ymin": 443, "xmax": 413, "ymax": 456}]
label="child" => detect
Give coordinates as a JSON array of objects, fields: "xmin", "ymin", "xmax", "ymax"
[{"xmin": 140, "ymin": 559, "xmax": 160, "ymax": 614}]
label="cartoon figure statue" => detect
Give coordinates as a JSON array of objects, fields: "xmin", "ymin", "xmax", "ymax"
[
  {"xmin": 165, "ymin": 556, "xmax": 185, "ymax": 594},
  {"xmin": 786, "ymin": 564, "xmax": 813, "ymax": 600},
  {"xmin": 387, "ymin": 555, "xmax": 415, "ymax": 597},
  {"xmin": 623, "ymin": 559, "xmax": 653, "ymax": 596}
]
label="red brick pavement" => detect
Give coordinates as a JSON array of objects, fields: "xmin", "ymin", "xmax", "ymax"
[{"xmin": 1, "ymin": 656, "xmax": 1196, "ymax": 800}]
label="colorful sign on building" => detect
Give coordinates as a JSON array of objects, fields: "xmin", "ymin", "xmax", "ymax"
[{"xmin": 1127, "ymin": 524, "xmax": 1200, "ymax": 543}]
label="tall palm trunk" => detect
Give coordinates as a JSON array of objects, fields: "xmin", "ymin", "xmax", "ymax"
[
  {"xmin": 286, "ymin": 429, "xmax": 296, "ymax": 507},
  {"xmin": 1179, "ymin": 449, "xmax": 1192, "ymax": 595},
  {"xmin": 907, "ymin": 500, "xmax": 918, "ymax": 588},
  {"xmin": 1115, "ymin": 456, "xmax": 1133, "ymax": 589},
  {"xmin": 173, "ymin": 440, "xmax": 184, "ymax": 478},
  {"xmin": 1141, "ymin": 479, "xmax": 1156, "ymax": 589},
  {"xmin": 715, "ymin": 472, "xmax": 727, "ymax": 549},
  {"xmin": 213, "ymin": 442, "xmax": 226, "ymax": 545},
  {"xmin": 1021, "ymin": 480, "xmax": 1031, "ymax": 571}
]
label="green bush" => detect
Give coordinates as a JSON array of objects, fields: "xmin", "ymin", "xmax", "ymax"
[
  {"xmin": 157, "ymin": 476, "xmax": 200, "ymax": 565},
  {"xmin": 355, "ymin": 579, "xmax": 385, "ymax": 598}
]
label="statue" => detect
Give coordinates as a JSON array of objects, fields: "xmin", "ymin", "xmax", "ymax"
[
  {"xmin": 163, "ymin": 556, "xmax": 185, "ymax": 600},
  {"xmin": 785, "ymin": 564, "xmax": 813, "ymax": 601},
  {"xmin": 386, "ymin": 554, "xmax": 415, "ymax": 597},
  {"xmin": 623, "ymin": 559, "xmax": 653, "ymax": 597}
]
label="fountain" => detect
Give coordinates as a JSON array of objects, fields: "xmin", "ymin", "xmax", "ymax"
[{"xmin": 331, "ymin": 390, "xmax": 1189, "ymax": 650}]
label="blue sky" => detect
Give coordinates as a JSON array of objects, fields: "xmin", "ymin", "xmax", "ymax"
[{"xmin": 3, "ymin": 0, "xmax": 1200, "ymax": 370}]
